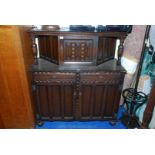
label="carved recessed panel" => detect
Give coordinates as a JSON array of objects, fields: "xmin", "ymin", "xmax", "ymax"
[{"xmin": 63, "ymin": 39, "xmax": 94, "ymax": 62}]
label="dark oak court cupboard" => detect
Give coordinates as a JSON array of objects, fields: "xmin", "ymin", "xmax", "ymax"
[{"xmin": 29, "ymin": 28, "xmax": 128, "ymax": 125}]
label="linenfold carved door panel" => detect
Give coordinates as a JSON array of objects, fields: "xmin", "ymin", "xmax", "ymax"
[
  {"xmin": 78, "ymin": 72, "xmax": 123, "ymax": 120},
  {"xmin": 33, "ymin": 72, "xmax": 76, "ymax": 121}
]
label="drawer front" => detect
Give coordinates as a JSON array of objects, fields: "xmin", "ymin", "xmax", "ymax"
[
  {"xmin": 33, "ymin": 72, "xmax": 76, "ymax": 83},
  {"xmin": 80, "ymin": 72, "xmax": 123, "ymax": 84}
]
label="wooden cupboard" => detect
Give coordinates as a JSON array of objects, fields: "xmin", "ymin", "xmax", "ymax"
[{"xmin": 29, "ymin": 28, "xmax": 128, "ymax": 125}]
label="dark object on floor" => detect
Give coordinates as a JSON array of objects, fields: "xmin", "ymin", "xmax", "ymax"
[
  {"xmin": 120, "ymin": 88, "xmax": 147, "ymax": 128},
  {"xmin": 121, "ymin": 113, "xmax": 140, "ymax": 128}
]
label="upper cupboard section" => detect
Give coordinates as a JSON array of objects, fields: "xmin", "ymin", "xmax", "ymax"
[{"xmin": 29, "ymin": 30, "xmax": 127, "ymax": 66}]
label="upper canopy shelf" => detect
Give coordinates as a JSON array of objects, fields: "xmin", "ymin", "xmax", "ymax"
[{"xmin": 29, "ymin": 28, "xmax": 128, "ymax": 66}]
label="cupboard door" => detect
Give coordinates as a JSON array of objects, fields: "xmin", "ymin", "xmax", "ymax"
[
  {"xmin": 59, "ymin": 35, "xmax": 98, "ymax": 65},
  {"xmin": 33, "ymin": 72, "xmax": 76, "ymax": 121},
  {"xmin": 79, "ymin": 72, "xmax": 124, "ymax": 120},
  {"xmin": 79, "ymin": 84, "xmax": 122, "ymax": 120}
]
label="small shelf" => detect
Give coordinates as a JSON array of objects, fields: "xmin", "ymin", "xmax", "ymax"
[{"xmin": 30, "ymin": 58, "xmax": 126, "ymax": 73}]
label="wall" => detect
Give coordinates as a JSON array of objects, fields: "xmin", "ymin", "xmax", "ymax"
[
  {"xmin": 120, "ymin": 25, "xmax": 147, "ymax": 104},
  {"xmin": 124, "ymin": 26, "xmax": 147, "ymax": 60}
]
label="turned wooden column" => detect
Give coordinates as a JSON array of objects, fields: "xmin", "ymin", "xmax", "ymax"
[
  {"xmin": 117, "ymin": 37, "xmax": 125, "ymax": 65},
  {"xmin": 142, "ymin": 78, "xmax": 155, "ymax": 128},
  {"xmin": 31, "ymin": 35, "xmax": 38, "ymax": 64}
]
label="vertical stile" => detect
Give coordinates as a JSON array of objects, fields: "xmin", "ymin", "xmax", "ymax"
[
  {"xmin": 60, "ymin": 82, "xmax": 65, "ymax": 119},
  {"xmin": 90, "ymin": 83, "xmax": 96, "ymax": 119},
  {"xmin": 36, "ymin": 85, "xmax": 42, "ymax": 119},
  {"xmin": 101, "ymin": 85, "xmax": 107, "ymax": 119},
  {"xmin": 47, "ymin": 85, "xmax": 52, "ymax": 120}
]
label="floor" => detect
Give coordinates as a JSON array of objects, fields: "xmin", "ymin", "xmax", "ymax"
[{"xmin": 36, "ymin": 106, "xmax": 127, "ymax": 129}]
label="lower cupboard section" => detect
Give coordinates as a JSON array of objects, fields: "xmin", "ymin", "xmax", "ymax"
[{"xmin": 33, "ymin": 82, "xmax": 122, "ymax": 121}]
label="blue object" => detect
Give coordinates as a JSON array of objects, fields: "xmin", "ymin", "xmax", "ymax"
[{"xmin": 36, "ymin": 106, "xmax": 126, "ymax": 129}]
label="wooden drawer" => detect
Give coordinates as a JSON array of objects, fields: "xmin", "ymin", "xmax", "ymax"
[
  {"xmin": 33, "ymin": 72, "xmax": 76, "ymax": 83},
  {"xmin": 80, "ymin": 72, "xmax": 123, "ymax": 84}
]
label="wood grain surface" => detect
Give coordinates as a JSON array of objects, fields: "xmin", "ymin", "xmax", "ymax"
[{"xmin": 0, "ymin": 26, "xmax": 34, "ymax": 128}]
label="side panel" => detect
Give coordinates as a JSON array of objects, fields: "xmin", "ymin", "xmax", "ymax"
[
  {"xmin": 38, "ymin": 36, "xmax": 59, "ymax": 64},
  {"xmin": 97, "ymin": 37, "xmax": 117, "ymax": 64}
]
